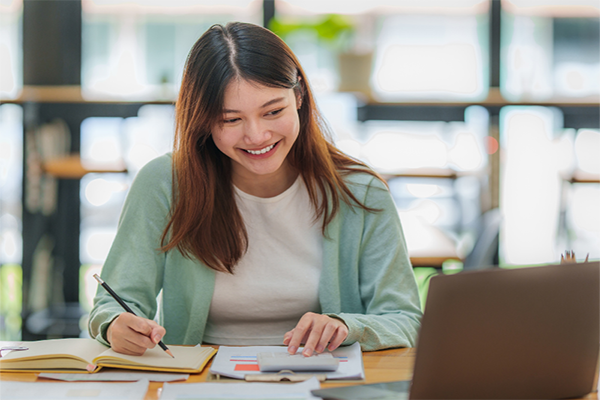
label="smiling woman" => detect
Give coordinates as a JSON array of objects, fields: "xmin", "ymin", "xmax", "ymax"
[
  {"xmin": 212, "ymin": 79, "xmax": 301, "ymax": 197},
  {"xmin": 88, "ymin": 22, "xmax": 422, "ymax": 359}
]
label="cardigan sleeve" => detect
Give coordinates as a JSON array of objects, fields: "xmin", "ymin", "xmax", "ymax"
[
  {"xmin": 88, "ymin": 155, "xmax": 172, "ymax": 345},
  {"xmin": 328, "ymin": 175, "xmax": 423, "ymax": 350}
]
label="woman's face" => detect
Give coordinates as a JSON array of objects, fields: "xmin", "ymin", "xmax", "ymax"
[{"xmin": 212, "ymin": 78, "xmax": 301, "ymax": 196}]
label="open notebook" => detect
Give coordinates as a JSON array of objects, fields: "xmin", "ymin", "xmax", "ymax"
[{"xmin": 0, "ymin": 338, "xmax": 216, "ymax": 374}]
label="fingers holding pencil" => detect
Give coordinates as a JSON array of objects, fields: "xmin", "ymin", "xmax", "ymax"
[
  {"xmin": 107, "ymin": 312, "xmax": 167, "ymax": 356},
  {"xmin": 93, "ymin": 274, "xmax": 174, "ymax": 358}
]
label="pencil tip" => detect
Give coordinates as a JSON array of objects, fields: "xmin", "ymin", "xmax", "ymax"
[{"xmin": 166, "ymin": 349, "xmax": 174, "ymax": 358}]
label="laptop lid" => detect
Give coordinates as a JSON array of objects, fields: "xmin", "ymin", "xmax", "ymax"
[
  {"xmin": 311, "ymin": 262, "xmax": 599, "ymax": 400},
  {"xmin": 410, "ymin": 261, "xmax": 599, "ymax": 399}
]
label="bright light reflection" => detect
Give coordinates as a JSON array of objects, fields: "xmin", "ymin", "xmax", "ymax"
[
  {"xmin": 406, "ymin": 184, "xmax": 441, "ymax": 198},
  {"xmin": 372, "ymin": 14, "xmax": 484, "ymax": 101},
  {"xmin": 84, "ymin": 0, "xmax": 256, "ymax": 12},
  {"xmin": 0, "ymin": 43, "xmax": 16, "ymax": 97},
  {"xmin": 0, "ymin": 213, "xmax": 18, "ymax": 230},
  {"xmin": 575, "ymin": 129, "xmax": 600, "ymax": 173},
  {"xmin": 0, "ymin": 0, "xmax": 21, "ymax": 100},
  {"xmin": 335, "ymin": 139, "xmax": 361, "ymax": 160},
  {"xmin": 363, "ymin": 132, "xmax": 447, "ymax": 172},
  {"xmin": 89, "ymin": 141, "xmax": 121, "ymax": 164},
  {"xmin": 279, "ymin": 0, "xmax": 488, "ymax": 15},
  {"xmin": 88, "ymin": 0, "xmax": 252, "ymax": 5},
  {"xmin": 408, "ymin": 199, "xmax": 442, "ymax": 225},
  {"xmin": 81, "ymin": 264, "xmax": 102, "ymax": 312},
  {"xmin": 0, "ymin": 140, "xmax": 12, "ymax": 181},
  {"xmin": 127, "ymin": 143, "xmax": 159, "ymax": 171},
  {"xmin": 507, "ymin": 0, "xmax": 599, "ymax": 7},
  {"xmin": 123, "ymin": 105, "xmax": 175, "ymax": 172},
  {"xmin": 82, "ymin": 229, "xmax": 117, "ymax": 263},
  {"xmin": 447, "ymin": 131, "xmax": 483, "ymax": 170},
  {"xmin": 0, "ymin": 0, "xmax": 23, "ymax": 12},
  {"xmin": 83, "ymin": 18, "xmax": 150, "ymax": 99},
  {"xmin": 502, "ymin": 15, "xmax": 553, "ymax": 101},
  {"xmin": 555, "ymin": 63, "xmax": 600, "ymax": 97},
  {"xmin": 1, "ymin": 230, "xmax": 19, "ymax": 261},
  {"xmin": 504, "ymin": 0, "xmax": 600, "ymax": 16},
  {"xmin": 570, "ymin": 185, "xmax": 600, "ymax": 233},
  {"xmin": 84, "ymin": 178, "xmax": 126, "ymax": 206},
  {"xmin": 376, "ymin": 44, "xmax": 479, "ymax": 95},
  {"xmin": 501, "ymin": 107, "xmax": 564, "ymax": 265}
]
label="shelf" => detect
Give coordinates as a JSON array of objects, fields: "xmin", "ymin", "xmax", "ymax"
[
  {"xmin": 16, "ymin": 86, "xmax": 85, "ymax": 103},
  {"xmin": 568, "ymin": 169, "xmax": 600, "ymax": 184},
  {"xmin": 1, "ymin": 86, "xmax": 598, "ymax": 108},
  {"xmin": 1, "ymin": 86, "xmax": 175, "ymax": 104},
  {"xmin": 43, "ymin": 155, "xmax": 127, "ymax": 179},
  {"xmin": 381, "ymin": 167, "xmax": 459, "ymax": 180},
  {"xmin": 363, "ymin": 88, "xmax": 600, "ymax": 108}
]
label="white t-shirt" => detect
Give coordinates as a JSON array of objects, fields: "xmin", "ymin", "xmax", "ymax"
[{"xmin": 203, "ymin": 177, "xmax": 323, "ymax": 345}]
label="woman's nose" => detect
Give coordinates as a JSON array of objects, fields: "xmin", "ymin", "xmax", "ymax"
[{"xmin": 244, "ymin": 119, "xmax": 271, "ymax": 145}]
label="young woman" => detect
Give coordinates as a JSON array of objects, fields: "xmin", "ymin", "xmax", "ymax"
[{"xmin": 89, "ymin": 22, "xmax": 422, "ymax": 357}]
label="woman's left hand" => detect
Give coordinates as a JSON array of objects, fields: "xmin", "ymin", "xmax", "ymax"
[{"xmin": 283, "ymin": 312, "xmax": 349, "ymax": 356}]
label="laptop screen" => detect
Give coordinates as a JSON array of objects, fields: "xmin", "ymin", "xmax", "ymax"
[
  {"xmin": 410, "ymin": 262, "xmax": 599, "ymax": 399},
  {"xmin": 312, "ymin": 262, "xmax": 599, "ymax": 400}
]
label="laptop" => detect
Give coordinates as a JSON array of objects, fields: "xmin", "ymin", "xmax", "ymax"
[{"xmin": 312, "ymin": 262, "xmax": 599, "ymax": 399}]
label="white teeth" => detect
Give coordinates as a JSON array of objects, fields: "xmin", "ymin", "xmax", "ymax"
[{"xmin": 246, "ymin": 143, "xmax": 275, "ymax": 155}]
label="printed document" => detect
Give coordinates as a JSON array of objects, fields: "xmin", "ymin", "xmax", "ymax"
[
  {"xmin": 160, "ymin": 376, "xmax": 321, "ymax": 400},
  {"xmin": 0, "ymin": 378, "xmax": 148, "ymax": 400},
  {"xmin": 39, "ymin": 371, "xmax": 188, "ymax": 382},
  {"xmin": 209, "ymin": 342, "xmax": 364, "ymax": 380}
]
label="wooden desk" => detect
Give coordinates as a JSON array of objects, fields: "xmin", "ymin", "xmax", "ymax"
[
  {"xmin": 1, "ymin": 346, "xmax": 597, "ymax": 400},
  {"xmin": 0, "ymin": 347, "xmax": 415, "ymax": 399}
]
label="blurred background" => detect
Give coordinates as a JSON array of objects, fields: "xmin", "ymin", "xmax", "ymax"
[{"xmin": 0, "ymin": 0, "xmax": 598, "ymax": 341}]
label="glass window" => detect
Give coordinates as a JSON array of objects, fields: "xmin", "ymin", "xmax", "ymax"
[
  {"xmin": 500, "ymin": 0, "xmax": 600, "ymax": 101},
  {"xmin": 0, "ymin": 103, "xmax": 23, "ymax": 340},
  {"xmin": 79, "ymin": 105, "xmax": 175, "ymax": 313},
  {"xmin": 565, "ymin": 128, "xmax": 600, "ymax": 260},
  {"xmin": 81, "ymin": 0, "xmax": 262, "ymax": 100},
  {"xmin": 500, "ymin": 106, "xmax": 564, "ymax": 265},
  {"xmin": 329, "ymin": 104, "xmax": 490, "ymax": 267},
  {"xmin": 274, "ymin": 0, "xmax": 490, "ymax": 100},
  {"xmin": 0, "ymin": 0, "xmax": 23, "ymax": 100}
]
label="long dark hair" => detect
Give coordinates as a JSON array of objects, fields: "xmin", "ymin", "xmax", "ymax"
[{"xmin": 161, "ymin": 22, "xmax": 381, "ymax": 273}]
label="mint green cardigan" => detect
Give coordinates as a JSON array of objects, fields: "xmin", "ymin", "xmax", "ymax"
[{"xmin": 88, "ymin": 154, "xmax": 422, "ymax": 351}]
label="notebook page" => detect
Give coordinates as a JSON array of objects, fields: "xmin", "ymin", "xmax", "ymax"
[
  {"xmin": 95, "ymin": 345, "xmax": 215, "ymax": 370},
  {"xmin": 0, "ymin": 339, "xmax": 108, "ymax": 367}
]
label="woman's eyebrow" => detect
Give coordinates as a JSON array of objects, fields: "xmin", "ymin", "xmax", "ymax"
[
  {"xmin": 223, "ymin": 97, "xmax": 286, "ymax": 113},
  {"xmin": 260, "ymin": 97, "xmax": 286, "ymax": 108}
]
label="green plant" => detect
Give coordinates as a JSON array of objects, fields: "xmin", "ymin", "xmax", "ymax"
[{"xmin": 269, "ymin": 14, "xmax": 355, "ymax": 52}]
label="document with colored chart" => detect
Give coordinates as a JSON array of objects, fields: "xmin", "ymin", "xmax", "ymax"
[{"xmin": 209, "ymin": 342, "xmax": 364, "ymax": 380}]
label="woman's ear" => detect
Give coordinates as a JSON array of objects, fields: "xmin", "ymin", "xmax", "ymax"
[{"xmin": 295, "ymin": 75, "xmax": 303, "ymax": 109}]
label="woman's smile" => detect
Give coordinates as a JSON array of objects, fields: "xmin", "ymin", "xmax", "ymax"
[{"xmin": 241, "ymin": 140, "xmax": 280, "ymax": 156}]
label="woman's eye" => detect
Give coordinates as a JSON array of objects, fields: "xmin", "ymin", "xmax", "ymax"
[
  {"xmin": 267, "ymin": 108, "xmax": 284, "ymax": 116},
  {"xmin": 223, "ymin": 117, "xmax": 239, "ymax": 123}
]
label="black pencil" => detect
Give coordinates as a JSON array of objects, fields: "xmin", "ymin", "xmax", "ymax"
[{"xmin": 93, "ymin": 274, "xmax": 174, "ymax": 358}]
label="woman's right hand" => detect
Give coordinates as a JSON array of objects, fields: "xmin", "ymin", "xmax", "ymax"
[{"xmin": 106, "ymin": 312, "xmax": 166, "ymax": 356}]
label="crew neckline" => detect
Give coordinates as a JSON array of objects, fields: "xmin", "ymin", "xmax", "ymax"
[{"xmin": 233, "ymin": 175, "xmax": 303, "ymax": 203}]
